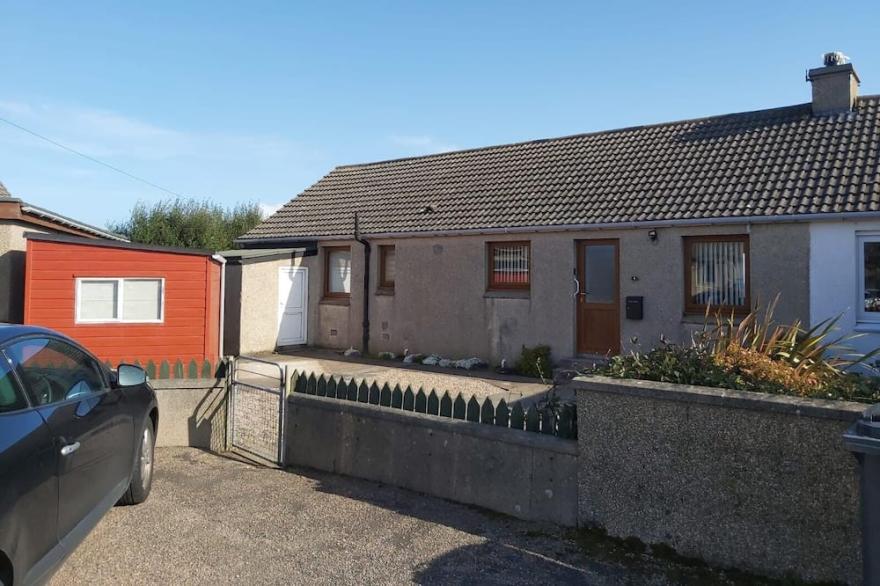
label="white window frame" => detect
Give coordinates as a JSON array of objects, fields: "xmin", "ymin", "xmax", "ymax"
[
  {"xmin": 857, "ymin": 233, "xmax": 880, "ymax": 324},
  {"xmin": 75, "ymin": 277, "xmax": 165, "ymax": 324}
]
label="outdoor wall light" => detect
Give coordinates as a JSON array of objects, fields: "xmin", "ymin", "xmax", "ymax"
[{"xmin": 648, "ymin": 228, "xmax": 658, "ymax": 241}]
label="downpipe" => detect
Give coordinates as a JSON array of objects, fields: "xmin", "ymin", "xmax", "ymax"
[{"xmin": 354, "ymin": 213, "xmax": 371, "ymax": 355}]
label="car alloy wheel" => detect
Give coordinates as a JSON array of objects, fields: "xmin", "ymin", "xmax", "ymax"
[{"xmin": 140, "ymin": 425, "xmax": 154, "ymax": 485}]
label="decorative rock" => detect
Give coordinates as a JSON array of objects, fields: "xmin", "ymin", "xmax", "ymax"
[
  {"xmin": 343, "ymin": 347, "xmax": 362, "ymax": 358},
  {"xmin": 403, "ymin": 353, "xmax": 424, "ymax": 364},
  {"xmin": 454, "ymin": 357, "xmax": 487, "ymax": 370},
  {"xmin": 438, "ymin": 358, "xmax": 454, "ymax": 368},
  {"xmin": 421, "ymin": 354, "xmax": 442, "ymax": 366}
]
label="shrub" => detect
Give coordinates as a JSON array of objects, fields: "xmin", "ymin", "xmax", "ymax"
[
  {"xmin": 594, "ymin": 300, "xmax": 880, "ymax": 404},
  {"xmin": 515, "ymin": 345, "xmax": 552, "ymax": 379}
]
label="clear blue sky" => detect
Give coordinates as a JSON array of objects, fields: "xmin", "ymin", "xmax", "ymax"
[{"xmin": 1, "ymin": 1, "xmax": 878, "ymax": 228}]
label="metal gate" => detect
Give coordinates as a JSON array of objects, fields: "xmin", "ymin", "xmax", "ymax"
[{"xmin": 228, "ymin": 356, "xmax": 288, "ymax": 465}]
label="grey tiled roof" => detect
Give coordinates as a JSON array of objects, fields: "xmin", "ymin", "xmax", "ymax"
[{"xmin": 241, "ymin": 97, "xmax": 880, "ymax": 241}]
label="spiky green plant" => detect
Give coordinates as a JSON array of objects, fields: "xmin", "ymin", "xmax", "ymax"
[
  {"xmin": 594, "ymin": 297, "xmax": 880, "ymax": 403},
  {"xmin": 701, "ymin": 295, "xmax": 880, "ymax": 379}
]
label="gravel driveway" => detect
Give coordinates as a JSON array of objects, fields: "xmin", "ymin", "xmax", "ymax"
[{"xmin": 50, "ymin": 448, "xmax": 782, "ymax": 585}]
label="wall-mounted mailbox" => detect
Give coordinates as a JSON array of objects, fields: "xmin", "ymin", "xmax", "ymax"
[{"xmin": 626, "ymin": 296, "xmax": 644, "ymax": 320}]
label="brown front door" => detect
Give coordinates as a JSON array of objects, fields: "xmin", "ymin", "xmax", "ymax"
[{"xmin": 576, "ymin": 239, "xmax": 620, "ymax": 355}]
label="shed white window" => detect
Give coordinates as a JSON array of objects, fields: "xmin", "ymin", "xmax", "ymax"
[
  {"xmin": 858, "ymin": 235, "xmax": 880, "ymax": 322},
  {"xmin": 76, "ymin": 278, "xmax": 164, "ymax": 323},
  {"xmin": 78, "ymin": 280, "xmax": 119, "ymax": 321}
]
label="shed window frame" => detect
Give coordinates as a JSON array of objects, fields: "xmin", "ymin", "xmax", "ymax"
[
  {"xmin": 683, "ymin": 235, "xmax": 750, "ymax": 315},
  {"xmin": 323, "ymin": 246, "xmax": 352, "ymax": 299},
  {"xmin": 857, "ymin": 233, "xmax": 880, "ymax": 324},
  {"xmin": 75, "ymin": 277, "xmax": 165, "ymax": 324},
  {"xmin": 487, "ymin": 241, "xmax": 531, "ymax": 291},
  {"xmin": 378, "ymin": 245, "xmax": 396, "ymax": 290}
]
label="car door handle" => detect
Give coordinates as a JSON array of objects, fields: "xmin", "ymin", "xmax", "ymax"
[{"xmin": 60, "ymin": 442, "xmax": 81, "ymax": 456}]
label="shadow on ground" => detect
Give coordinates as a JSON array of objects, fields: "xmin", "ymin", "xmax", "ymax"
[{"xmin": 284, "ymin": 462, "xmax": 833, "ymax": 586}]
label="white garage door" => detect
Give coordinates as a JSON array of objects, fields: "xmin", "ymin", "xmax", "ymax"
[{"xmin": 277, "ymin": 267, "xmax": 308, "ymax": 346}]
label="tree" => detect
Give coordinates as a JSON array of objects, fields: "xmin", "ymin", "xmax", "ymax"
[{"xmin": 109, "ymin": 198, "xmax": 263, "ymax": 251}]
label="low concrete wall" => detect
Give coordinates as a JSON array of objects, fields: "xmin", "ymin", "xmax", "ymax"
[
  {"xmin": 574, "ymin": 375, "xmax": 864, "ymax": 585},
  {"xmin": 152, "ymin": 378, "xmax": 227, "ymax": 452},
  {"xmin": 286, "ymin": 393, "xmax": 578, "ymax": 526}
]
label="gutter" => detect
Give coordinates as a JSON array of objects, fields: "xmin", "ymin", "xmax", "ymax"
[
  {"xmin": 211, "ymin": 254, "xmax": 227, "ymax": 359},
  {"xmin": 234, "ymin": 210, "xmax": 880, "ymax": 244},
  {"xmin": 353, "ymin": 214, "xmax": 370, "ymax": 355}
]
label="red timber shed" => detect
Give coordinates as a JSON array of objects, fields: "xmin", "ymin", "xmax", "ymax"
[{"xmin": 23, "ymin": 233, "xmax": 224, "ymax": 366}]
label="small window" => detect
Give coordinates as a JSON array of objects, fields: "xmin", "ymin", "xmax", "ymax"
[
  {"xmin": 6, "ymin": 337, "xmax": 106, "ymax": 406},
  {"xmin": 0, "ymin": 356, "xmax": 27, "ymax": 413},
  {"xmin": 76, "ymin": 278, "xmax": 164, "ymax": 323},
  {"xmin": 684, "ymin": 235, "xmax": 750, "ymax": 314},
  {"xmin": 79, "ymin": 280, "xmax": 118, "ymax": 321},
  {"xmin": 123, "ymin": 279, "xmax": 163, "ymax": 321},
  {"xmin": 488, "ymin": 241, "xmax": 530, "ymax": 290},
  {"xmin": 379, "ymin": 245, "xmax": 396, "ymax": 289},
  {"xmin": 324, "ymin": 247, "xmax": 351, "ymax": 298},
  {"xmin": 858, "ymin": 235, "xmax": 880, "ymax": 322}
]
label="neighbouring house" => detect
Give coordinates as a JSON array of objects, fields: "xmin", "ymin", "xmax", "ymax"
[
  {"xmin": 23, "ymin": 233, "xmax": 224, "ymax": 366},
  {"xmin": 229, "ymin": 54, "xmax": 880, "ymax": 365},
  {"xmin": 0, "ymin": 181, "xmax": 124, "ymax": 323}
]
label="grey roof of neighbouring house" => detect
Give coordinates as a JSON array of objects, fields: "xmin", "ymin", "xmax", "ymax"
[
  {"xmin": 240, "ymin": 96, "xmax": 880, "ymax": 242},
  {"xmin": 0, "ymin": 179, "xmax": 126, "ymax": 240}
]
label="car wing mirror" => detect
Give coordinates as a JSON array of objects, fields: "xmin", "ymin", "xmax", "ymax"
[{"xmin": 116, "ymin": 363, "xmax": 147, "ymax": 387}]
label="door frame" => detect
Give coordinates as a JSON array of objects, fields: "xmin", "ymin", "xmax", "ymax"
[
  {"xmin": 277, "ymin": 266, "xmax": 309, "ymax": 346},
  {"xmin": 575, "ymin": 239, "xmax": 620, "ymax": 355}
]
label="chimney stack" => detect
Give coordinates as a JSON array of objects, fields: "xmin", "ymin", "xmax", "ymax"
[{"xmin": 807, "ymin": 51, "xmax": 860, "ymax": 115}]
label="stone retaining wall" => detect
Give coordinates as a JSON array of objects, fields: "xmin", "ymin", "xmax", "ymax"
[
  {"xmin": 285, "ymin": 392, "xmax": 578, "ymax": 526},
  {"xmin": 151, "ymin": 378, "xmax": 227, "ymax": 452},
  {"xmin": 573, "ymin": 375, "xmax": 865, "ymax": 585}
]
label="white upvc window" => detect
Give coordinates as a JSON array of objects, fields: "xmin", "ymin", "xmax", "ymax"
[
  {"xmin": 75, "ymin": 278, "xmax": 165, "ymax": 324},
  {"xmin": 857, "ymin": 234, "xmax": 880, "ymax": 323}
]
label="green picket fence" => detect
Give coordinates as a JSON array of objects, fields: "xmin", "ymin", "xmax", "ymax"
[
  {"xmin": 103, "ymin": 358, "xmax": 227, "ymax": 380},
  {"xmin": 290, "ymin": 370, "xmax": 577, "ymax": 440}
]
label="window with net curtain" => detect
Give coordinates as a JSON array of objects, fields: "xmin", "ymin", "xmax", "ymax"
[
  {"xmin": 684, "ymin": 236, "xmax": 749, "ymax": 313},
  {"xmin": 325, "ymin": 248, "xmax": 351, "ymax": 297},
  {"xmin": 77, "ymin": 278, "xmax": 163, "ymax": 322},
  {"xmin": 488, "ymin": 242, "xmax": 530, "ymax": 290}
]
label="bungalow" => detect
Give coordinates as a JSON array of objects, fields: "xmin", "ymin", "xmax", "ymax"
[
  {"xmin": 229, "ymin": 53, "xmax": 880, "ymax": 365},
  {"xmin": 0, "ymin": 181, "xmax": 124, "ymax": 323}
]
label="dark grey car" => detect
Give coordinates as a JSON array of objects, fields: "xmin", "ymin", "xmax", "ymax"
[{"xmin": 0, "ymin": 325, "xmax": 158, "ymax": 586}]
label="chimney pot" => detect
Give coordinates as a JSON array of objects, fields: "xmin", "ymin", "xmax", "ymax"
[{"xmin": 807, "ymin": 52, "xmax": 860, "ymax": 115}]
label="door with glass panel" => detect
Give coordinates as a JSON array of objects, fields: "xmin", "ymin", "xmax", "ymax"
[{"xmin": 576, "ymin": 240, "xmax": 620, "ymax": 354}]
